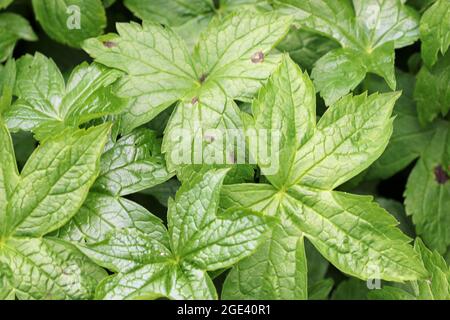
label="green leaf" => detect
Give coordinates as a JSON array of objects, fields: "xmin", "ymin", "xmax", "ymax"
[
  {"xmin": 0, "ymin": 13, "xmax": 37, "ymax": 62},
  {"xmin": 0, "ymin": 119, "xmax": 19, "ymax": 236},
  {"xmin": 0, "ymin": 59, "xmax": 16, "ymax": 114},
  {"xmin": 222, "ymin": 225, "xmax": 308, "ymax": 300},
  {"xmin": 287, "ymin": 91, "xmax": 399, "ymax": 189},
  {"xmin": 405, "ymin": 122, "xmax": 450, "ymax": 254},
  {"xmin": 420, "ymin": 0, "xmax": 450, "ymax": 67},
  {"xmin": 123, "ymin": 0, "xmax": 213, "ymax": 27},
  {"xmin": 0, "ymin": 237, "xmax": 107, "ymax": 300},
  {"xmin": 221, "ymin": 58, "xmax": 427, "ymax": 299},
  {"xmin": 364, "ymin": 71, "xmax": 435, "ymax": 180},
  {"xmin": 5, "ymin": 53, "xmax": 124, "ymax": 141},
  {"xmin": 276, "ymin": 0, "xmax": 419, "ymax": 104},
  {"xmin": 56, "ymin": 192, "xmax": 168, "ymax": 243},
  {"xmin": 31, "ymin": 0, "xmax": 106, "ymax": 48},
  {"xmin": 308, "ymin": 278, "xmax": 334, "ymax": 300},
  {"xmin": 414, "ymin": 51, "xmax": 450, "ymax": 125},
  {"xmin": 93, "ymin": 128, "xmax": 174, "ymax": 196},
  {"xmin": 56, "ymin": 127, "xmax": 174, "ymax": 244},
  {"xmin": 78, "ymin": 227, "xmax": 171, "ymax": 273},
  {"xmin": 5, "ymin": 124, "xmax": 111, "ymax": 237},
  {"xmin": 311, "ymin": 43, "xmax": 396, "ymax": 106},
  {"xmin": 250, "ymin": 54, "xmax": 316, "ymax": 188},
  {"xmin": 285, "ymin": 187, "xmax": 427, "ymax": 281},
  {"xmin": 332, "ymin": 278, "xmax": 369, "ymax": 300},
  {"xmin": 0, "ymin": 0, "xmax": 13, "ymax": 9},
  {"xmin": 82, "ymin": 21, "xmax": 198, "ymax": 133},
  {"xmin": 369, "ymin": 239, "xmax": 450, "ymax": 300},
  {"xmin": 79, "ymin": 169, "xmax": 268, "ymax": 299},
  {"xmin": 83, "ymin": 12, "xmax": 292, "ymax": 171},
  {"xmin": 277, "ymin": 28, "xmax": 339, "ymax": 71}
]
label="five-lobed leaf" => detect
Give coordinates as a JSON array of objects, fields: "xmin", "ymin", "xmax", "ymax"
[
  {"xmin": 78, "ymin": 169, "xmax": 269, "ymax": 299},
  {"xmin": 220, "ymin": 55, "xmax": 427, "ymax": 300}
]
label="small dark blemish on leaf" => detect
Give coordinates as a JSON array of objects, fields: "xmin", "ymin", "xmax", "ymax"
[
  {"xmin": 199, "ymin": 73, "xmax": 208, "ymax": 83},
  {"xmin": 204, "ymin": 134, "xmax": 215, "ymax": 143},
  {"xmin": 103, "ymin": 41, "xmax": 117, "ymax": 48},
  {"xmin": 228, "ymin": 151, "xmax": 236, "ymax": 164},
  {"xmin": 251, "ymin": 51, "xmax": 264, "ymax": 64},
  {"xmin": 191, "ymin": 97, "xmax": 199, "ymax": 105},
  {"xmin": 434, "ymin": 165, "xmax": 449, "ymax": 184}
]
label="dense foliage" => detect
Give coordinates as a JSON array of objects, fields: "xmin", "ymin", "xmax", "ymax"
[{"xmin": 0, "ymin": 0, "xmax": 449, "ymax": 300}]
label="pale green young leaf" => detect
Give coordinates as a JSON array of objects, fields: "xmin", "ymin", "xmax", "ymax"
[
  {"xmin": 0, "ymin": 13, "xmax": 37, "ymax": 62},
  {"xmin": 78, "ymin": 227, "xmax": 171, "ymax": 273},
  {"xmin": 405, "ymin": 122, "xmax": 450, "ymax": 254},
  {"xmin": 5, "ymin": 124, "xmax": 111, "ymax": 237},
  {"xmin": 414, "ymin": 51, "xmax": 450, "ymax": 125},
  {"xmin": 420, "ymin": 0, "xmax": 450, "ymax": 67},
  {"xmin": 31, "ymin": 0, "xmax": 106, "ymax": 48},
  {"xmin": 82, "ymin": 21, "xmax": 198, "ymax": 133},
  {"xmin": 311, "ymin": 43, "xmax": 396, "ymax": 105}
]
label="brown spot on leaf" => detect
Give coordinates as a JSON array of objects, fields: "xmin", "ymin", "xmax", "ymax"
[
  {"xmin": 204, "ymin": 134, "xmax": 215, "ymax": 143},
  {"xmin": 199, "ymin": 73, "xmax": 208, "ymax": 83},
  {"xmin": 251, "ymin": 51, "xmax": 264, "ymax": 64},
  {"xmin": 191, "ymin": 97, "xmax": 199, "ymax": 105},
  {"xmin": 434, "ymin": 165, "xmax": 449, "ymax": 184},
  {"xmin": 103, "ymin": 41, "xmax": 117, "ymax": 48},
  {"xmin": 227, "ymin": 151, "xmax": 236, "ymax": 164}
]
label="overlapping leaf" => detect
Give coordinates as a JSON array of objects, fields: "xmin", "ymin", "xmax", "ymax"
[
  {"xmin": 5, "ymin": 53, "xmax": 125, "ymax": 141},
  {"xmin": 0, "ymin": 121, "xmax": 110, "ymax": 299},
  {"xmin": 276, "ymin": 0, "xmax": 420, "ymax": 105},
  {"xmin": 420, "ymin": 0, "xmax": 450, "ymax": 67},
  {"xmin": 57, "ymin": 128, "xmax": 174, "ymax": 243},
  {"xmin": 0, "ymin": 13, "xmax": 37, "ymax": 62},
  {"xmin": 370, "ymin": 239, "xmax": 450, "ymax": 300},
  {"xmin": 221, "ymin": 55, "xmax": 427, "ymax": 300},
  {"xmin": 31, "ymin": 0, "xmax": 107, "ymax": 48},
  {"xmin": 83, "ymin": 12, "xmax": 292, "ymax": 172},
  {"xmin": 78, "ymin": 169, "xmax": 268, "ymax": 299}
]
